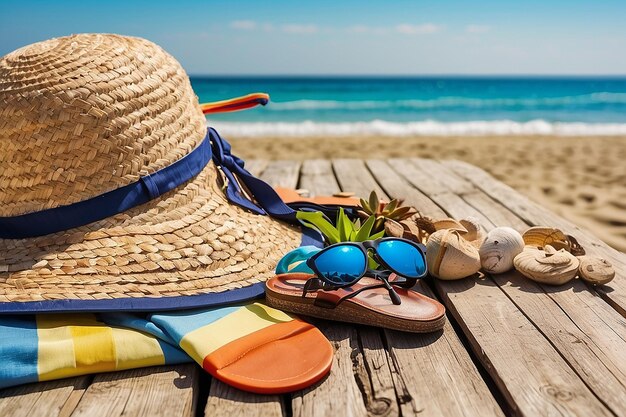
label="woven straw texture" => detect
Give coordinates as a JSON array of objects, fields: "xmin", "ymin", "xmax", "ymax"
[{"xmin": 0, "ymin": 34, "xmax": 301, "ymax": 304}]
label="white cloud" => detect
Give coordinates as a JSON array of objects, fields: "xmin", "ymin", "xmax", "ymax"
[
  {"xmin": 281, "ymin": 24, "xmax": 319, "ymax": 34},
  {"xmin": 395, "ymin": 23, "xmax": 443, "ymax": 35},
  {"xmin": 230, "ymin": 20, "xmax": 257, "ymax": 31},
  {"xmin": 466, "ymin": 24, "xmax": 490, "ymax": 34}
]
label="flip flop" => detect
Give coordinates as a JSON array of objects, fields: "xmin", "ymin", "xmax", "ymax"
[
  {"xmin": 151, "ymin": 303, "xmax": 333, "ymax": 394},
  {"xmin": 265, "ymin": 273, "xmax": 446, "ymax": 333},
  {"xmin": 275, "ymin": 187, "xmax": 361, "ymax": 208}
]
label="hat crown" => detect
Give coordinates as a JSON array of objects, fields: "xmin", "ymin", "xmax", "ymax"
[{"xmin": 0, "ymin": 34, "xmax": 207, "ymax": 217}]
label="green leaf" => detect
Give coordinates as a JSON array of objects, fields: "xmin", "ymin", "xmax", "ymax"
[
  {"xmin": 296, "ymin": 211, "xmax": 340, "ymax": 244},
  {"xmin": 370, "ymin": 229, "xmax": 385, "ymax": 240},
  {"xmin": 383, "ymin": 199, "xmax": 398, "ymax": 215},
  {"xmin": 355, "ymin": 215, "xmax": 375, "ymax": 241},
  {"xmin": 368, "ymin": 191, "xmax": 378, "ymax": 214},
  {"xmin": 359, "ymin": 198, "xmax": 370, "ymax": 212},
  {"xmin": 389, "ymin": 206, "xmax": 413, "ymax": 219},
  {"xmin": 338, "ymin": 208, "xmax": 356, "ymax": 242}
]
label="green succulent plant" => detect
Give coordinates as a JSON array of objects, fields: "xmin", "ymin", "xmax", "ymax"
[
  {"xmin": 358, "ymin": 190, "xmax": 417, "ymax": 233},
  {"xmin": 296, "ymin": 208, "xmax": 384, "ymax": 245}
]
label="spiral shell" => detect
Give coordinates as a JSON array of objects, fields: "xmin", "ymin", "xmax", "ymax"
[
  {"xmin": 522, "ymin": 227, "xmax": 570, "ymax": 251},
  {"xmin": 513, "ymin": 245, "xmax": 580, "ymax": 285},
  {"xmin": 578, "ymin": 256, "xmax": 615, "ymax": 286},
  {"xmin": 426, "ymin": 229, "xmax": 481, "ymax": 280},
  {"xmin": 459, "ymin": 217, "xmax": 485, "ymax": 247},
  {"xmin": 479, "ymin": 227, "xmax": 525, "ymax": 274}
]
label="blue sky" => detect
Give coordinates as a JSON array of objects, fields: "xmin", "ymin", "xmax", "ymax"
[{"xmin": 1, "ymin": 0, "xmax": 625, "ymax": 75}]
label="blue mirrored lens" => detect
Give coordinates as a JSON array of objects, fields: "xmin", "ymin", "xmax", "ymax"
[
  {"xmin": 314, "ymin": 245, "xmax": 366, "ymax": 285},
  {"xmin": 376, "ymin": 240, "xmax": 426, "ymax": 278}
]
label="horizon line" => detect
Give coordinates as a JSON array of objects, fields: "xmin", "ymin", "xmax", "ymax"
[{"xmin": 188, "ymin": 74, "xmax": 626, "ymax": 78}]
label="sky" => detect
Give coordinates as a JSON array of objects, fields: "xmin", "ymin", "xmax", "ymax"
[{"xmin": 1, "ymin": 0, "xmax": 626, "ymax": 76}]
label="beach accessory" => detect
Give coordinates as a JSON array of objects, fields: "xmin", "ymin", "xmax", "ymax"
[
  {"xmin": 304, "ymin": 238, "xmax": 428, "ymax": 304},
  {"xmin": 275, "ymin": 245, "xmax": 321, "ymax": 274},
  {"xmin": 513, "ymin": 245, "xmax": 580, "ymax": 285},
  {"xmin": 275, "ymin": 187, "xmax": 360, "ymax": 222},
  {"xmin": 479, "ymin": 227, "xmax": 525, "ymax": 274},
  {"xmin": 265, "ymin": 273, "xmax": 446, "ymax": 333},
  {"xmin": 577, "ymin": 256, "xmax": 615, "ymax": 286},
  {"xmin": 0, "ymin": 303, "xmax": 332, "ymax": 393},
  {"xmin": 0, "ymin": 34, "xmax": 321, "ymax": 313},
  {"xmin": 425, "ymin": 229, "xmax": 482, "ymax": 280}
]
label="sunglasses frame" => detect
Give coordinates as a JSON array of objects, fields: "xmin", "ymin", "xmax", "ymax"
[{"xmin": 305, "ymin": 237, "xmax": 428, "ymax": 289}]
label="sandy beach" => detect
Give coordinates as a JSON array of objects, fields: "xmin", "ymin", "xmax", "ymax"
[{"xmin": 229, "ymin": 135, "xmax": 626, "ymax": 252}]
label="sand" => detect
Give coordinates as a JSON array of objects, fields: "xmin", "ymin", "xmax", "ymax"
[{"xmin": 228, "ymin": 135, "xmax": 626, "ymax": 252}]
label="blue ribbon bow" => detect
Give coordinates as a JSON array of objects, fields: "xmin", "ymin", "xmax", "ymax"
[{"xmin": 209, "ymin": 128, "xmax": 297, "ymax": 222}]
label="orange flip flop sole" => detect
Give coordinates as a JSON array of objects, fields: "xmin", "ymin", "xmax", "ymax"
[{"xmin": 203, "ymin": 318, "xmax": 333, "ymax": 393}]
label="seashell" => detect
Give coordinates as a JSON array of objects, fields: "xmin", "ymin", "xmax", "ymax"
[
  {"xmin": 479, "ymin": 227, "xmax": 525, "ymax": 274},
  {"xmin": 522, "ymin": 227, "xmax": 570, "ymax": 251},
  {"xmin": 513, "ymin": 245, "xmax": 580, "ymax": 285},
  {"xmin": 433, "ymin": 218, "xmax": 467, "ymax": 233},
  {"xmin": 459, "ymin": 217, "xmax": 486, "ymax": 248},
  {"xmin": 384, "ymin": 219, "xmax": 404, "ymax": 238},
  {"xmin": 578, "ymin": 256, "xmax": 615, "ymax": 286},
  {"xmin": 426, "ymin": 229, "xmax": 481, "ymax": 280}
]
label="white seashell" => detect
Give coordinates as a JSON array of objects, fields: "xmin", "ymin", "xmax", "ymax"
[{"xmin": 479, "ymin": 227, "xmax": 525, "ymax": 274}]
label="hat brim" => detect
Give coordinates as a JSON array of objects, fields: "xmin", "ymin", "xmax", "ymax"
[{"xmin": 0, "ymin": 162, "xmax": 322, "ymax": 313}]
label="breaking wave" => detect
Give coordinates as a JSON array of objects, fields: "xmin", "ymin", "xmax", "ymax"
[{"xmin": 210, "ymin": 119, "xmax": 626, "ymax": 137}]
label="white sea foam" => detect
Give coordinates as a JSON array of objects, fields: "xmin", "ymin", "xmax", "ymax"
[{"xmin": 209, "ymin": 119, "xmax": 626, "ymax": 137}]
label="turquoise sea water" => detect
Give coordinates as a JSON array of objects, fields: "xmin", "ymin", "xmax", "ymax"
[{"xmin": 191, "ymin": 77, "xmax": 626, "ymax": 136}]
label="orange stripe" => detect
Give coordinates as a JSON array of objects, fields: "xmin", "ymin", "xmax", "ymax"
[
  {"xmin": 202, "ymin": 320, "xmax": 314, "ymax": 373},
  {"xmin": 201, "ymin": 93, "xmax": 269, "ymax": 114}
]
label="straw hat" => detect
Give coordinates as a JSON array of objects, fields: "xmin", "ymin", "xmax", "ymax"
[{"xmin": 0, "ymin": 34, "xmax": 309, "ymax": 312}]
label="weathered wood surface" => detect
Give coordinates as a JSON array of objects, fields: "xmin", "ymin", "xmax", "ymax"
[{"xmin": 2, "ymin": 158, "xmax": 625, "ymax": 417}]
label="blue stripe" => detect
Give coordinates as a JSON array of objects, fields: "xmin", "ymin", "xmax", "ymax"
[
  {"xmin": 150, "ymin": 306, "xmax": 241, "ymax": 344},
  {"xmin": 0, "ymin": 133, "xmax": 212, "ymax": 239},
  {"xmin": 0, "ymin": 316, "xmax": 39, "ymax": 388},
  {"xmin": 156, "ymin": 339, "xmax": 192, "ymax": 364}
]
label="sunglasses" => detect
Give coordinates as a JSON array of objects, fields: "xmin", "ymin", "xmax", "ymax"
[{"xmin": 304, "ymin": 238, "xmax": 427, "ymax": 305}]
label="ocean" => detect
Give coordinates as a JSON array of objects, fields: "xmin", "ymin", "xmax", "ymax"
[{"xmin": 190, "ymin": 77, "xmax": 626, "ymax": 136}]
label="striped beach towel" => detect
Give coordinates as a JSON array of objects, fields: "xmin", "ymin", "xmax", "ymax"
[{"xmin": 0, "ymin": 302, "xmax": 331, "ymax": 393}]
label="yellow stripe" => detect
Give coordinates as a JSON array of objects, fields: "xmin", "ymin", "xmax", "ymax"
[
  {"xmin": 180, "ymin": 303, "xmax": 293, "ymax": 364},
  {"xmin": 37, "ymin": 315, "xmax": 77, "ymax": 380},
  {"xmin": 111, "ymin": 327, "xmax": 165, "ymax": 370},
  {"xmin": 37, "ymin": 315, "xmax": 117, "ymax": 381}
]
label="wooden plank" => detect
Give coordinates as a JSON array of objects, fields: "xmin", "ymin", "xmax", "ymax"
[
  {"xmin": 398, "ymin": 159, "xmax": 618, "ymax": 416},
  {"xmin": 332, "ymin": 160, "xmax": 504, "ymax": 417},
  {"xmin": 259, "ymin": 160, "xmax": 301, "ymax": 189},
  {"xmin": 439, "ymin": 277, "xmax": 612, "ymax": 417},
  {"xmin": 332, "ymin": 159, "xmax": 386, "ymax": 199},
  {"xmin": 493, "ymin": 271, "xmax": 626, "ymax": 416},
  {"xmin": 385, "ymin": 282, "xmax": 504, "ymax": 417},
  {"xmin": 204, "ymin": 379, "xmax": 284, "ymax": 417},
  {"xmin": 299, "ymin": 159, "xmax": 340, "ymax": 196},
  {"xmin": 71, "ymin": 365, "xmax": 198, "ymax": 417},
  {"xmin": 424, "ymin": 159, "xmax": 626, "ymax": 416},
  {"xmin": 244, "ymin": 159, "xmax": 269, "ymax": 177},
  {"xmin": 292, "ymin": 324, "xmax": 368, "ymax": 417},
  {"xmin": 443, "ymin": 159, "xmax": 626, "ymax": 317},
  {"xmin": 366, "ymin": 159, "xmax": 445, "ymax": 218},
  {"xmin": 298, "ymin": 162, "xmax": 400, "ymax": 417},
  {"xmin": 387, "ymin": 158, "xmax": 493, "ymax": 226},
  {"xmin": 0, "ymin": 376, "xmax": 90, "ymax": 417}
]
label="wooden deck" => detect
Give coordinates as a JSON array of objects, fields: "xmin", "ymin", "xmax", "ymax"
[{"xmin": 2, "ymin": 158, "xmax": 625, "ymax": 417}]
